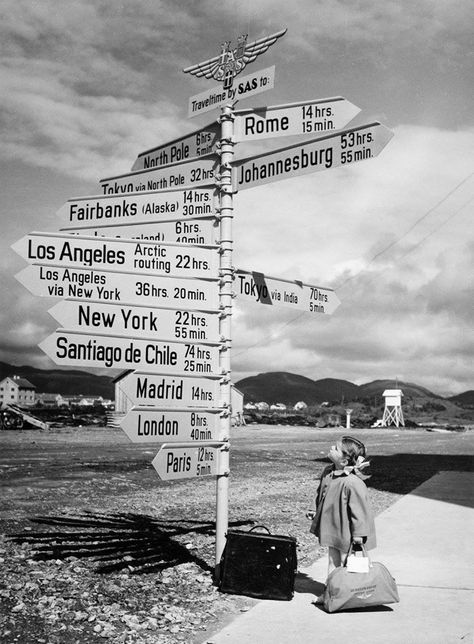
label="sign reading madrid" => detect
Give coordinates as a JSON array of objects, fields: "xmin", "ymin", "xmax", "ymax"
[{"xmin": 118, "ymin": 372, "xmax": 223, "ymax": 408}]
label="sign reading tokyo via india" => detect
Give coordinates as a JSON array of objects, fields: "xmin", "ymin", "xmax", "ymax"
[
  {"xmin": 48, "ymin": 301, "xmax": 220, "ymax": 343},
  {"xmin": 16, "ymin": 264, "xmax": 220, "ymax": 311},
  {"xmin": 233, "ymin": 97, "xmax": 360, "ymax": 142},
  {"xmin": 153, "ymin": 444, "xmax": 222, "ymax": 481},
  {"xmin": 120, "ymin": 408, "xmax": 223, "ymax": 444},
  {"xmin": 99, "ymin": 153, "xmax": 219, "ymax": 195},
  {"xmin": 131, "ymin": 122, "xmax": 220, "ymax": 171},
  {"xmin": 234, "ymin": 122, "xmax": 394, "ymax": 190},
  {"xmin": 118, "ymin": 372, "xmax": 223, "ymax": 408},
  {"xmin": 235, "ymin": 270, "xmax": 341, "ymax": 315},
  {"xmin": 13, "ymin": 232, "xmax": 219, "ymax": 279},
  {"xmin": 40, "ymin": 330, "xmax": 221, "ymax": 373},
  {"xmin": 57, "ymin": 187, "xmax": 218, "ymax": 228}
]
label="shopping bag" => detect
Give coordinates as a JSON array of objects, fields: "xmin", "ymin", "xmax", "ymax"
[{"xmin": 323, "ymin": 544, "xmax": 399, "ymax": 612}]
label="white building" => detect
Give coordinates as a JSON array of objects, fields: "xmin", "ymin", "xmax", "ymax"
[
  {"xmin": 0, "ymin": 375, "xmax": 36, "ymax": 407},
  {"xmin": 382, "ymin": 389, "xmax": 405, "ymax": 427}
]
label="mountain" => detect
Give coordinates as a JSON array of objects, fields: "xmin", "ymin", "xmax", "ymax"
[
  {"xmin": 0, "ymin": 361, "xmax": 114, "ymax": 398},
  {"xmin": 235, "ymin": 372, "xmax": 359, "ymax": 405},
  {"xmin": 448, "ymin": 390, "xmax": 474, "ymax": 406},
  {"xmin": 358, "ymin": 379, "xmax": 441, "ymax": 400}
]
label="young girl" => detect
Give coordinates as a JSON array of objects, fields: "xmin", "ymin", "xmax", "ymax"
[{"xmin": 307, "ymin": 435, "xmax": 376, "ymax": 577}]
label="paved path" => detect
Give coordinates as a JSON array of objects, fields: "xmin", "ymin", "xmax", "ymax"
[{"xmin": 205, "ymin": 471, "xmax": 474, "ymax": 644}]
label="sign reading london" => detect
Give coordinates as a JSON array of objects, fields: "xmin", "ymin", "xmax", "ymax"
[
  {"xmin": 234, "ymin": 122, "xmax": 393, "ymax": 190},
  {"xmin": 121, "ymin": 408, "xmax": 223, "ymax": 444}
]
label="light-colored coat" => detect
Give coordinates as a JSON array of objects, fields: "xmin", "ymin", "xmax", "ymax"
[{"xmin": 310, "ymin": 464, "xmax": 376, "ymax": 552}]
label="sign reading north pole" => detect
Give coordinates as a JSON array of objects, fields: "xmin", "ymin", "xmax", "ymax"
[
  {"xmin": 39, "ymin": 330, "xmax": 221, "ymax": 373},
  {"xmin": 57, "ymin": 187, "xmax": 218, "ymax": 228},
  {"xmin": 48, "ymin": 301, "xmax": 220, "ymax": 343},
  {"xmin": 152, "ymin": 443, "xmax": 223, "ymax": 480},
  {"xmin": 235, "ymin": 270, "xmax": 341, "ymax": 315},
  {"xmin": 234, "ymin": 121, "xmax": 393, "ymax": 190},
  {"xmin": 233, "ymin": 97, "xmax": 360, "ymax": 142},
  {"xmin": 15, "ymin": 264, "xmax": 220, "ymax": 311},
  {"xmin": 13, "ymin": 232, "xmax": 219, "ymax": 279},
  {"xmin": 120, "ymin": 408, "xmax": 224, "ymax": 444}
]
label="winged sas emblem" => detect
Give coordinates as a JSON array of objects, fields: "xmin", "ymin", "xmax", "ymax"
[{"xmin": 183, "ymin": 28, "xmax": 287, "ymax": 90}]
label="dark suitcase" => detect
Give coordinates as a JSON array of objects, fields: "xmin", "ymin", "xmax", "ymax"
[{"xmin": 219, "ymin": 525, "xmax": 297, "ymax": 600}]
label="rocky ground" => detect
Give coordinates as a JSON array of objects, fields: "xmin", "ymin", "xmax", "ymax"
[{"xmin": 1, "ymin": 424, "xmax": 472, "ymax": 643}]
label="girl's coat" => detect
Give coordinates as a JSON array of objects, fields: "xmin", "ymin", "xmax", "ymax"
[{"xmin": 310, "ymin": 464, "xmax": 376, "ymax": 552}]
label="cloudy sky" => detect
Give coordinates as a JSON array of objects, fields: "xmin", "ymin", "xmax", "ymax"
[{"xmin": 1, "ymin": 0, "xmax": 473, "ymax": 396}]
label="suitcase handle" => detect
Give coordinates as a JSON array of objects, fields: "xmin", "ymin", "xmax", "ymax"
[{"xmin": 248, "ymin": 525, "xmax": 272, "ymax": 534}]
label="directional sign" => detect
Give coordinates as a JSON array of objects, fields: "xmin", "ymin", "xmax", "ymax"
[
  {"xmin": 233, "ymin": 122, "xmax": 394, "ymax": 191},
  {"xmin": 39, "ymin": 330, "xmax": 221, "ymax": 372},
  {"xmin": 118, "ymin": 372, "xmax": 223, "ymax": 408},
  {"xmin": 62, "ymin": 217, "xmax": 219, "ymax": 246},
  {"xmin": 235, "ymin": 269, "xmax": 341, "ymax": 315},
  {"xmin": 152, "ymin": 443, "xmax": 223, "ymax": 480},
  {"xmin": 234, "ymin": 97, "xmax": 360, "ymax": 142},
  {"xmin": 131, "ymin": 122, "xmax": 220, "ymax": 171},
  {"xmin": 16, "ymin": 265, "xmax": 220, "ymax": 311},
  {"xmin": 99, "ymin": 153, "xmax": 218, "ymax": 195},
  {"xmin": 48, "ymin": 301, "xmax": 221, "ymax": 343},
  {"xmin": 13, "ymin": 232, "xmax": 219, "ymax": 279},
  {"xmin": 57, "ymin": 187, "xmax": 218, "ymax": 227},
  {"xmin": 121, "ymin": 408, "xmax": 223, "ymax": 444},
  {"xmin": 188, "ymin": 65, "xmax": 276, "ymax": 118}
]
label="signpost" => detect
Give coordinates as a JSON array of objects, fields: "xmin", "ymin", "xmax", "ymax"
[
  {"xmin": 16, "ymin": 264, "xmax": 220, "ymax": 311},
  {"xmin": 235, "ymin": 269, "xmax": 341, "ymax": 315},
  {"xmin": 48, "ymin": 301, "xmax": 220, "ymax": 343},
  {"xmin": 152, "ymin": 443, "xmax": 224, "ymax": 480},
  {"xmin": 233, "ymin": 97, "xmax": 360, "ymax": 142},
  {"xmin": 57, "ymin": 186, "xmax": 218, "ymax": 227},
  {"xmin": 13, "ymin": 232, "xmax": 220, "ymax": 279},
  {"xmin": 234, "ymin": 121, "xmax": 393, "ymax": 190},
  {"xmin": 39, "ymin": 330, "xmax": 221, "ymax": 372},
  {"xmin": 120, "ymin": 408, "xmax": 224, "ymax": 444}
]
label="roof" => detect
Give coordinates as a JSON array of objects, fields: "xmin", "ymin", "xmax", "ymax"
[
  {"xmin": 383, "ymin": 389, "xmax": 403, "ymax": 396},
  {"xmin": 2, "ymin": 376, "xmax": 36, "ymax": 389}
]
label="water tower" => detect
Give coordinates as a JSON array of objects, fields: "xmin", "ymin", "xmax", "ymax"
[{"xmin": 382, "ymin": 389, "xmax": 404, "ymax": 427}]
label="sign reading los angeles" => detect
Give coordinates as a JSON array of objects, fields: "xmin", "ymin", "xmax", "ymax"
[
  {"xmin": 13, "ymin": 232, "xmax": 219, "ymax": 279},
  {"xmin": 120, "ymin": 408, "xmax": 223, "ymax": 444},
  {"xmin": 234, "ymin": 122, "xmax": 393, "ymax": 190},
  {"xmin": 153, "ymin": 444, "xmax": 223, "ymax": 480}
]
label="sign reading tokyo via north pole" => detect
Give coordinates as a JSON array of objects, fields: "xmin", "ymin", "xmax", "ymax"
[
  {"xmin": 235, "ymin": 270, "xmax": 341, "ymax": 315},
  {"xmin": 13, "ymin": 232, "xmax": 219, "ymax": 279}
]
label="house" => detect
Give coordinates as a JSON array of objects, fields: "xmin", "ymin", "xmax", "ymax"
[
  {"xmin": 294, "ymin": 401, "xmax": 308, "ymax": 411},
  {"xmin": 35, "ymin": 393, "xmax": 68, "ymax": 407},
  {"xmin": 0, "ymin": 375, "xmax": 36, "ymax": 407},
  {"xmin": 270, "ymin": 403, "xmax": 287, "ymax": 411}
]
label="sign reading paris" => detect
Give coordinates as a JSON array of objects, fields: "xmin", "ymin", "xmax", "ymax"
[{"xmin": 183, "ymin": 29, "xmax": 286, "ymax": 90}]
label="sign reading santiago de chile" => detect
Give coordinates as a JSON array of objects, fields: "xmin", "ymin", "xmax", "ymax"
[
  {"xmin": 117, "ymin": 372, "xmax": 224, "ymax": 408},
  {"xmin": 99, "ymin": 153, "xmax": 219, "ymax": 195},
  {"xmin": 131, "ymin": 122, "xmax": 220, "ymax": 171},
  {"xmin": 39, "ymin": 330, "xmax": 221, "ymax": 373},
  {"xmin": 57, "ymin": 187, "xmax": 218, "ymax": 227},
  {"xmin": 48, "ymin": 301, "xmax": 220, "ymax": 343},
  {"xmin": 153, "ymin": 444, "xmax": 222, "ymax": 480},
  {"xmin": 235, "ymin": 270, "xmax": 341, "ymax": 315},
  {"xmin": 15, "ymin": 264, "xmax": 220, "ymax": 311},
  {"xmin": 13, "ymin": 232, "xmax": 219, "ymax": 279},
  {"xmin": 120, "ymin": 408, "xmax": 223, "ymax": 444},
  {"xmin": 234, "ymin": 121, "xmax": 394, "ymax": 190},
  {"xmin": 233, "ymin": 97, "xmax": 360, "ymax": 142}
]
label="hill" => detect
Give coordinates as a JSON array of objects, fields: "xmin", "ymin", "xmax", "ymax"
[
  {"xmin": 0, "ymin": 361, "xmax": 114, "ymax": 398},
  {"xmin": 358, "ymin": 379, "xmax": 441, "ymax": 400},
  {"xmin": 448, "ymin": 390, "xmax": 474, "ymax": 407}
]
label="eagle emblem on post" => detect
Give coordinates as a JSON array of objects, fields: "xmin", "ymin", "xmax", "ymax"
[{"xmin": 183, "ymin": 29, "xmax": 287, "ymax": 90}]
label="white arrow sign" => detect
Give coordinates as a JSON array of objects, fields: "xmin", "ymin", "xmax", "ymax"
[
  {"xmin": 62, "ymin": 217, "xmax": 219, "ymax": 246},
  {"xmin": 100, "ymin": 153, "xmax": 219, "ymax": 195},
  {"xmin": 16, "ymin": 265, "xmax": 220, "ymax": 311},
  {"xmin": 118, "ymin": 372, "xmax": 224, "ymax": 408},
  {"xmin": 48, "ymin": 301, "xmax": 220, "ymax": 343},
  {"xmin": 188, "ymin": 65, "xmax": 276, "ymax": 118},
  {"xmin": 121, "ymin": 408, "xmax": 223, "ymax": 444},
  {"xmin": 39, "ymin": 330, "xmax": 221, "ymax": 372},
  {"xmin": 13, "ymin": 232, "xmax": 219, "ymax": 279},
  {"xmin": 152, "ymin": 443, "xmax": 223, "ymax": 480},
  {"xmin": 234, "ymin": 122, "xmax": 394, "ymax": 190},
  {"xmin": 131, "ymin": 122, "xmax": 220, "ymax": 171},
  {"xmin": 234, "ymin": 97, "xmax": 360, "ymax": 142},
  {"xmin": 235, "ymin": 270, "xmax": 341, "ymax": 315},
  {"xmin": 57, "ymin": 187, "xmax": 218, "ymax": 227}
]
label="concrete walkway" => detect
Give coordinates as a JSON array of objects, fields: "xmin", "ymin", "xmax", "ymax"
[{"xmin": 205, "ymin": 471, "xmax": 474, "ymax": 644}]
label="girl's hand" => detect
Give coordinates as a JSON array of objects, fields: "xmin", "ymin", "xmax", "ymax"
[
  {"xmin": 305, "ymin": 510, "xmax": 316, "ymax": 519},
  {"xmin": 352, "ymin": 537, "xmax": 364, "ymax": 544}
]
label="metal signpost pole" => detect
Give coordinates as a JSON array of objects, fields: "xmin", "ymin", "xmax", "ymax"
[{"xmin": 215, "ymin": 103, "xmax": 234, "ymax": 576}]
